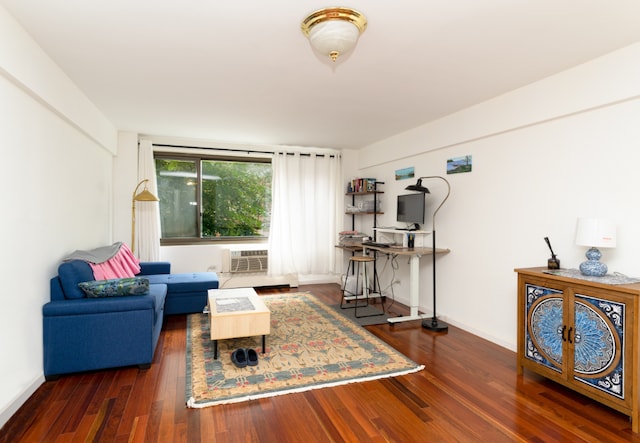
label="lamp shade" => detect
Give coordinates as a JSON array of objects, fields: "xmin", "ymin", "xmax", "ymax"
[
  {"xmin": 405, "ymin": 178, "xmax": 431, "ymax": 193},
  {"xmin": 308, "ymin": 20, "xmax": 360, "ymax": 60},
  {"xmin": 134, "ymin": 188, "xmax": 159, "ymax": 202},
  {"xmin": 575, "ymin": 218, "xmax": 616, "ymax": 248}
]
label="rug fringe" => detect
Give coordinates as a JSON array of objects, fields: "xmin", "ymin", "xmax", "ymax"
[{"xmin": 187, "ymin": 364, "xmax": 425, "ymax": 408}]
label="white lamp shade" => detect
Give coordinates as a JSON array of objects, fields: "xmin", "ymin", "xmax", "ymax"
[
  {"xmin": 575, "ymin": 218, "xmax": 617, "ymax": 248},
  {"xmin": 308, "ymin": 20, "xmax": 360, "ymax": 59}
]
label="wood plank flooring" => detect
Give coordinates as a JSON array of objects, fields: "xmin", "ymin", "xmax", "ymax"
[{"xmin": 1, "ymin": 284, "xmax": 639, "ymax": 442}]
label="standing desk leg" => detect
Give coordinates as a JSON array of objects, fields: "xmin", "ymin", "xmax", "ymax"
[
  {"xmin": 387, "ymin": 254, "xmax": 430, "ymax": 324},
  {"xmin": 408, "ymin": 254, "xmax": 419, "ymax": 317}
]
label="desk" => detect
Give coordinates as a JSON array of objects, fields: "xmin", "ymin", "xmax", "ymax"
[
  {"xmin": 335, "ymin": 244, "xmax": 363, "ymax": 253},
  {"xmin": 364, "ymin": 245, "xmax": 450, "ymax": 324}
]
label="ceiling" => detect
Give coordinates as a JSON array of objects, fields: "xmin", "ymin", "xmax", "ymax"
[{"xmin": 4, "ymin": 1, "xmax": 640, "ymax": 150}]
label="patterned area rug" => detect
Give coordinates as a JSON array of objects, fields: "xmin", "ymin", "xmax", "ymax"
[
  {"xmin": 186, "ymin": 292, "xmax": 423, "ymax": 408},
  {"xmin": 330, "ymin": 303, "xmax": 392, "ymax": 326}
]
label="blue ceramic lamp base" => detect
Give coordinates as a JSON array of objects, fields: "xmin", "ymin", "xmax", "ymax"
[{"xmin": 579, "ymin": 247, "xmax": 608, "ymax": 277}]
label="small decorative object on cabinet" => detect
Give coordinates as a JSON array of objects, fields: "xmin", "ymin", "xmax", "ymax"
[{"xmin": 516, "ymin": 267, "xmax": 640, "ymax": 432}]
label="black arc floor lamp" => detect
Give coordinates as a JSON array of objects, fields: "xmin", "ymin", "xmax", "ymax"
[{"xmin": 405, "ymin": 176, "xmax": 450, "ymax": 332}]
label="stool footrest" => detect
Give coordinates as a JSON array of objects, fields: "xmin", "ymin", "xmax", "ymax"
[{"xmin": 342, "ymin": 293, "xmax": 383, "ymax": 302}]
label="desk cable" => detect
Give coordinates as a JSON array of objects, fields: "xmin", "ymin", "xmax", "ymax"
[{"xmin": 375, "ymin": 252, "xmax": 401, "ymax": 316}]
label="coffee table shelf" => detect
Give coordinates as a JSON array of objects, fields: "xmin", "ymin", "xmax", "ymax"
[{"xmin": 207, "ymin": 288, "xmax": 271, "ymax": 359}]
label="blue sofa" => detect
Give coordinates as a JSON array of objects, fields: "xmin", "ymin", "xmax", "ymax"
[{"xmin": 43, "ymin": 260, "xmax": 218, "ymax": 379}]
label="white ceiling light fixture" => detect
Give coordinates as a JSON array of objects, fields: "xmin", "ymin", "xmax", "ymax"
[{"xmin": 301, "ymin": 7, "xmax": 367, "ymax": 62}]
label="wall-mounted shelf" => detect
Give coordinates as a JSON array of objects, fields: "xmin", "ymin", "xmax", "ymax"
[
  {"xmin": 345, "ymin": 191, "xmax": 384, "ymax": 195},
  {"xmin": 343, "ymin": 181, "xmax": 384, "ymax": 291},
  {"xmin": 345, "ymin": 193, "xmax": 384, "ymax": 214},
  {"xmin": 345, "ymin": 182, "xmax": 384, "ymax": 238}
]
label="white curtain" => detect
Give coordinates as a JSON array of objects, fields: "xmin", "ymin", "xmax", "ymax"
[
  {"xmin": 268, "ymin": 152, "xmax": 341, "ymax": 277},
  {"xmin": 135, "ymin": 140, "xmax": 161, "ymax": 261}
]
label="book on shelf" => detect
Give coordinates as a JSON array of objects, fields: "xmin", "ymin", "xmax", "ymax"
[{"xmin": 348, "ymin": 178, "xmax": 378, "ymax": 193}]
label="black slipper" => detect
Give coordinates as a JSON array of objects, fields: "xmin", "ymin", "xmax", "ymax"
[
  {"xmin": 247, "ymin": 348, "xmax": 258, "ymax": 366},
  {"xmin": 231, "ymin": 348, "xmax": 248, "ymax": 368}
]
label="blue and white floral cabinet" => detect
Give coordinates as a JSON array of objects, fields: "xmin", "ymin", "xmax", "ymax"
[{"xmin": 516, "ymin": 268, "xmax": 639, "ymax": 433}]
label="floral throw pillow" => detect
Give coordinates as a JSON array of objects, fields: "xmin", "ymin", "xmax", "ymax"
[{"xmin": 78, "ymin": 277, "xmax": 150, "ymax": 298}]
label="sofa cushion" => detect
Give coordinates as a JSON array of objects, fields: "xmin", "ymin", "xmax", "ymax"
[
  {"xmin": 58, "ymin": 260, "xmax": 95, "ymax": 299},
  {"xmin": 78, "ymin": 277, "xmax": 150, "ymax": 298},
  {"xmin": 145, "ymin": 272, "xmax": 218, "ymax": 293}
]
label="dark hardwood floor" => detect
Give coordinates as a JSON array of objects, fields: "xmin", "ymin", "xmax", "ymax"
[{"xmin": 2, "ymin": 284, "xmax": 638, "ymax": 442}]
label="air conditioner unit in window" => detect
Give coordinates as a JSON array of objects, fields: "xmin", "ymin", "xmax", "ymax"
[
  {"xmin": 224, "ymin": 248, "xmax": 268, "ymax": 274},
  {"xmin": 220, "ymin": 246, "xmax": 298, "ymax": 288}
]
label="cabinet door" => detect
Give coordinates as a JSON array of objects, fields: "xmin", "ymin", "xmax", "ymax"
[
  {"xmin": 524, "ymin": 283, "xmax": 566, "ymax": 376},
  {"xmin": 571, "ymin": 292, "xmax": 626, "ymax": 404}
]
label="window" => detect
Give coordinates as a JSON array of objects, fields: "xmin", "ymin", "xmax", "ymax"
[{"xmin": 155, "ymin": 154, "xmax": 272, "ymax": 243}]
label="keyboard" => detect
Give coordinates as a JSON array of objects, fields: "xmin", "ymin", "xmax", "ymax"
[{"xmin": 362, "ymin": 241, "xmax": 391, "ymax": 248}]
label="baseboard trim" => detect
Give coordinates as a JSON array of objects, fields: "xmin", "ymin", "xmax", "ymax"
[{"xmin": 0, "ymin": 374, "xmax": 44, "ymax": 429}]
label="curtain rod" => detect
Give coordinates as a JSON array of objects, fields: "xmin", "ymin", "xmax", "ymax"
[{"xmin": 151, "ymin": 143, "xmax": 339, "ymax": 158}]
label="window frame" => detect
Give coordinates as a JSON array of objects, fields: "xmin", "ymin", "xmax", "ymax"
[{"xmin": 154, "ymin": 152, "xmax": 272, "ymax": 246}]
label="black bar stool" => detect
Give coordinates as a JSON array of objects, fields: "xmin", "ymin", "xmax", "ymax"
[{"xmin": 341, "ymin": 255, "xmax": 384, "ymax": 318}]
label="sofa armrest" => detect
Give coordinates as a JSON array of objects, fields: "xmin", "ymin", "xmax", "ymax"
[{"xmin": 138, "ymin": 261, "xmax": 171, "ymax": 275}]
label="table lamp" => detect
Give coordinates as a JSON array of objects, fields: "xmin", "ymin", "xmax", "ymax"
[{"xmin": 575, "ymin": 217, "xmax": 616, "ymax": 277}]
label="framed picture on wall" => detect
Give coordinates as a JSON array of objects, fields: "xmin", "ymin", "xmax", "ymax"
[
  {"xmin": 395, "ymin": 167, "xmax": 414, "ymax": 180},
  {"xmin": 447, "ymin": 155, "xmax": 472, "ymax": 174}
]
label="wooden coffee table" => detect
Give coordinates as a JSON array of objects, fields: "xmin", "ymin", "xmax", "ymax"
[{"xmin": 207, "ymin": 287, "xmax": 271, "ymax": 359}]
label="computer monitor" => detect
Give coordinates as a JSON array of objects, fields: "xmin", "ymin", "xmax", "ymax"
[{"xmin": 397, "ymin": 193, "xmax": 425, "ymax": 226}]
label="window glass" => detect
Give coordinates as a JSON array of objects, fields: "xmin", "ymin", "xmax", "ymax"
[
  {"xmin": 155, "ymin": 155, "xmax": 271, "ymax": 241},
  {"xmin": 201, "ymin": 160, "xmax": 271, "ymax": 238},
  {"xmin": 155, "ymin": 158, "xmax": 198, "ymax": 238}
]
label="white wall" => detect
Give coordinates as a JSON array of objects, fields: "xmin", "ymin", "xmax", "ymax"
[
  {"xmin": 0, "ymin": 6, "xmax": 117, "ymax": 428},
  {"xmin": 157, "ymin": 244, "xmax": 224, "ymax": 273},
  {"xmin": 351, "ymin": 43, "xmax": 640, "ymax": 350}
]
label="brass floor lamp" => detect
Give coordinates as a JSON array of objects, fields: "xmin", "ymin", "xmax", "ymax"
[
  {"xmin": 405, "ymin": 175, "xmax": 451, "ymax": 332},
  {"xmin": 131, "ymin": 179, "xmax": 159, "ymax": 254}
]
